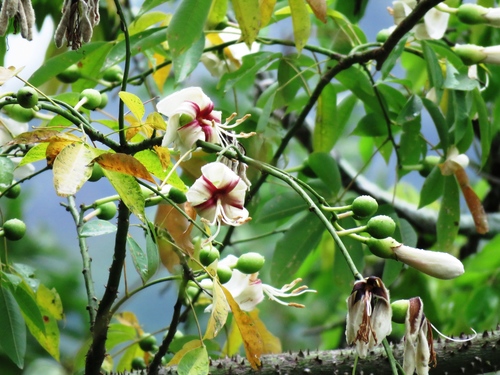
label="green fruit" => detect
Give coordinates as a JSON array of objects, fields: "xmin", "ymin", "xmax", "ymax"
[
  {"xmin": 88, "ymin": 163, "xmax": 104, "ymax": 182},
  {"xmin": 3, "ymin": 218, "xmax": 26, "ymax": 241},
  {"xmin": 365, "ymin": 237, "xmax": 397, "ymax": 259},
  {"xmin": 366, "ymin": 215, "xmax": 396, "ymax": 239},
  {"xmin": 96, "ymin": 202, "xmax": 117, "ymax": 220},
  {"xmin": 4, "ymin": 183, "xmax": 21, "ymax": 199},
  {"xmin": 391, "ymin": 299, "xmax": 409, "ymax": 324},
  {"xmin": 168, "ymin": 187, "xmax": 187, "ymax": 204},
  {"xmin": 79, "ymin": 89, "xmax": 102, "ymax": 110},
  {"xmin": 17, "ymin": 87, "xmax": 39, "ymax": 109},
  {"xmin": 217, "ymin": 265, "xmax": 233, "ymax": 284},
  {"xmin": 138, "ymin": 334, "xmax": 157, "ymax": 352},
  {"xmin": 199, "ymin": 247, "xmax": 220, "ymax": 266},
  {"xmin": 3, "ymin": 104, "xmax": 35, "ymax": 122},
  {"xmin": 235, "ymin": 252, "xmax": 265, "ymax": 274},
  {"xmin": 131, "ymin": 357, "xmax": 147, "ymax": 370},
  {"xmin": 97, "ymin": 92, "xmax": 108, "ymax": 109},
  {"xmin": 419, "ymin": 155, "xmax": 441, "ymax": 177},
  {"xmin": 102, "ymin": 65, "xmax": 123, "ymax": 82},
  {"xmin": 56, "ymin": 64, "xmax": 81, "ymax": 83},
  {"xmin": 351, "ymin": 195, "xmax": 378, "ymax": 219}
]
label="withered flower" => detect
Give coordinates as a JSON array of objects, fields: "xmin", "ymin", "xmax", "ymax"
[{"xmin": 54, "ymin": 0, "xmax": 100, "ymax": 50}]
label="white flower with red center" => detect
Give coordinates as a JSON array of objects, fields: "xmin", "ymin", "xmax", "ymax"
[
  {"xmin": 203, "ymin": 255, "xmax": 316, "ymax": 312},
  {"xmin": 187, "ymin": 162, "xmax": 250, "ymax": 227},
  {"xmin": 345, "ymin": 276, "xmax": 392, "ymax": 358},
  {"xmin": 157, "ymin": 87, "xmax": 222, "ymax": 156}
]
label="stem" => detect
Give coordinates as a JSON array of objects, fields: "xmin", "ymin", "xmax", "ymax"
[
  {"xmin": 116, "ymin": 0, "xmax": 131, "ymax": 147},
  {"xmin": 65, "ymin": 196, "xmax": 98, "ymax": 328},
  {"xmin": 382, "ymin": 339, "xmax": 399, "ymax": 375}
]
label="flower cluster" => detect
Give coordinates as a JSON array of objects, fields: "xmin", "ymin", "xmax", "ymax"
[
  {"xmin": 0, "ymin": 0, "xmax": 35, "ymax": 40},
  {"xmin": 54, "ymin": 0, "xmax": 100, "ymax": 49}
]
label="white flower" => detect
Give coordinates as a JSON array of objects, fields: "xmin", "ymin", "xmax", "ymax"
[
  {"xmin": 187, "ymin": 162, "xmax": 250, "ymax": 227},
  {"xmin": 391, "ymin": 0, "xmax": 449, "ymax": 40},
  {"xmin": 439, "ymin": 146, "xmax": 469, "ymax": 176},
  {"xmin": 392, "ymin": 243, "xmax": 464, "ymax": 279},
  {"xmin": 201, "ymin": 27, "xmax": 259, "ymax": 77},
  {"xmin": 345, "ymin": 276, "xmax": 392, "ymax": 358},
  {"xmin": 454, "ymin": 44, "xmax": 500, "ymax": 65},
  {"xmin": 157, "ymin": 87, "xmax": 222, "ymax": 156},
  {"xmin": 403, "ymin": 297, "xmax": 436, "ymax": 375},
  {"xmin": 204, "ymin": 255, "xmax": 316, "ymax": 312}
]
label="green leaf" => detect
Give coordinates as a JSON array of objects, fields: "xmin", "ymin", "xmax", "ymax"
[
  {"xmin": 119, "ymin": 92, "xmax": 145, "ymax": 121},
  {"xmin": 272, "ymin": 212, "xmax": 324, "ymax": 285},
  {"xmin": 442, "ymin": 60, "xmax": 479, "ymax": 91},
  {"xmin": 421, "ymin": 40, "xmax": 444, "ymax": 102},
  {"xmin": 138, "ymin": 0, "xmax": 170, "ymax": 16},
  {"xmin": 18, "ymin": 143, "xmax": 48, "ymax": 166},
  {"xmin": 73, "ymin": 42, "xmax": 115, "ymax": 92},
  {"xmin": 313, "ymin": 83, "xmax": 337, "ymax": 153},
  {"xmin": 256, "ymin": 82, "xmax": 278, "ymax": 132},
  {"xmin": 452, "ymin": 90, "xmax": 472, "ymax": 147},
  {"xmin": 145, "ymin": 223, "xmax": 160, "ymax": 281},
  {"xmin": 352, "ymin": 112, "xmax": 387, "ymax": 137},
  {"xmin": 177, "ymin": 344, "xmax": 209, "ymax": 375},
  {"xmin": 231, "ymin": 0, "xmax": 260, "ymax": 47},
  {"xmin": 307, "ymin": 152, "xmax": 341, "ymax": 195},
  {"xmin": 174, "ymin": 33, "xmax": 206, "ymax": 83},
  {"xmin": 437, "ymin": 175, "xmax": 460, "ymax": 252},
  {"xmin": 0, "ymin": 157, "xmax": 14, "ymax": 191},
  {"xmin": 102, "ymin": 169, "xmax": 146, "ymax": 222},
  {"xmin": 220, "ymin": 52, "xmax": 282, "ymax": 92},
  {"xmin": 257, "ymin": 192, "xmax": 308, "ymax": 223},
  {"xmin": 381, "ymin": 35, "xmax": 407, "ymax": 80},
  {"xmin": 80, "ymin": 220, "xmax": 117, "ymax": 237},
  {"xmin": 289, "ymin": 0, "xmax": 311, "ymax": 53},
  {"xmin": 399, "ymin": 118, "xmax": 425, "ymax": 174},
  {"xmin": 134, "ymin": 149, "xmax": 187, "ymax": 191},
  {"xmin": 167, "ymin": 0, "xmax": 211, "ymax": 79},
  {"xmin": 418, "ymin": 166, "xmax": 444, "ymax": 208},
  {"xmin": 422, "ymin": 97, "xmax": 448, "ymax": 151},
  {"xmin": 7, "ymin": 281, "xmax": 46, "ymax": 336},
  {"xmin": 395, "ymin": 95, "xmax": 422, "ymax": 125},
  {"xmin": 127, "ymin": 235, "xmax": 150, "ymax": 284},
  {"xmin": 28, "ymin": 42, "xmax": 109, "ymax": 87},
  {"xmin": 107, "ymin": 323, "xmax": 137, "ymax": 351},
  {"xmin": 472, "ymin": 88, "xmax": 492, "ymax": 167},
  {"xmin": 336, "ymin": 66, "xmax": 381, "ymax": 116},
  {"xmin": 53, "ymin": 142, "xmax": 94, "ymax": 197},
  {"xmin": 207, "ymin": 0, "xmax": 228, "ymax": 28},
  {"xmin": 0, "ymin": 285, "xmax": 26, "ymax": 368},
  {"xmin": 277, "ymin": 55, "xmax": 307, "ymax": 104}
]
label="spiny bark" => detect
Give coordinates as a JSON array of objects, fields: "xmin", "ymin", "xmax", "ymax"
[{"xmin": 110, "ymin": 328, "xmax": 500, "ymax": 375}]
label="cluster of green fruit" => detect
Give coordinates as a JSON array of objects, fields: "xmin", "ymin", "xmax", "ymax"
[
  {"xmin": 130, "ymin": 331, "xmax": 182, "ymax": 370},
  {"xmin": 199, "ymin": 247, "xmax": 266, "ymax": 284}
]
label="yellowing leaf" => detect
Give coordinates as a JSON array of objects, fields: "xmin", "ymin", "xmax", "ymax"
[
  {"xmin": 35, "ymin": 284, "xmax": 63, "ymax": 361},
  {"xmin": 36, "ymin": 285, "xmax": 63, "ymax": 320},
  {"xmin": 259, "ymin": 0, "xmax": 277, "ymax": 27},
  {"xmin": 306, "ymin": 0, "xmax": 327, "ymax": 23},
  {"xmin": 204, "ymin": 277, "xmax": 229, "ymax": 340},
  {"xmin": 46, "ymin": 140, "xmax": 75, "ymax": 166},
  {"xmin": 222, "ymin": 317, "xmax": 243, "ymax": 356},
  {"xmin": 150, "ymin": 53, "xmax": 171, "ymax": 94},
  {"xmin": 8, "ymin": 129, "xmax": 79, "ymax": 146},
  {"xmin": 289, "ymin": 0, "xmax": 311, "ymax": 53},
  {"xmin": 53, "ymin": 142, "xmax": 94, "ymax": 196},
  {"xmin": 231, "ymin": 0, "xmax": 261, "ymax": 47},
  {"xmin": 167, "ymin": 339, "xmax": 203, "ymax": 366},
  {"xmin": 221, "ymin": 286, "xmax": 263, "ymax": 370},
  {"xmin": 95, "ymin": 153, "xmax": 156, "ymax": 183},
  {"xmin": 119, "ymin": 91, "xmax": 145, "ymax": 121},
  {"xmin": 177, "ymin": 345, "xmax": 209, "ymax": 375},
  {"xmin": 155, "ymin": 202, "xmax": 196, "ymax": 272},
  {"xmin": 248, "ymin": 309, "xmax": 282, "ymax": 353},
  {"xmin": 154, "ymin": 146, "xmax": 171, "ymax": 172},
  {"xmin": 115, "ymin": 311, "xmax": 143, "ymax": 333},
  {"xmin": 145, "ymin": 112, "xmax": 167, "ymax": 131}
]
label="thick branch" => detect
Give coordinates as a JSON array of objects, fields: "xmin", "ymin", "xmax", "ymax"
[{"xmin": 112, "ymin": 328, "xmax": 500, "ymax": 374}]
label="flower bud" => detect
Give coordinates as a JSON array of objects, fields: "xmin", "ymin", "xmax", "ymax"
[
  {"xmin": 391, "ymin": 299, "xmax": 410, "ymax": 324},
  {"xmin": 453, "ymin": 44, "xmax": 488, "ymax": 65},
  {"xmin": 352, "ymin": 195, "xmax": 378, "ymax": 219},
  {"xmin": 366, "ymin": 215, "xmax": 396, "ymax": 239},
  {"xmin": 366, "ymin": 237, "xmax": 398, "ymax": 259},
  {"xmin": 457, "ymin": 4, "xmax": 489, "ymax": 25}
]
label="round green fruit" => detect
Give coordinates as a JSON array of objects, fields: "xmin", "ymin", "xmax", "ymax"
[
  {"xmin": 79, "ymin": 89, "xmax": 102, "ymax": 110},
  {"xmin": 366, "ymin": 215, "xmax": 396, "ymax": 239},
  {"xmin": 56, "ymin": 64, "xmax": 81, "ymax": 83},
  {"xmin": 199, "ymin": 247, "xmax": 220, "ymax": 266},
  {"xmin": 17, "ymin": 87, "xmax": 39, "ymax": 109},
  {"xmin": 235, "ymin": 252, "xmax": 265, "ymax": 274},
  {"xmin": 102, "ymin": 65, "xmax": 124, "ymax": 82},
  {"xmin": 96, "ymin": 202, "xmax": 117, "ymax": 220},
  {"xmin": 168, "ymin": 187, "xmax": 187, "ymax": 204},
  {"xmin": 3, "ymin": 104, "xmax": 35, "ymax": 122},
  {"xmin": 4, "ymin": 183, "xmax": 21, "ymax": 199},
  {"xmin": 88, "ymin": 163, "xmax": 104, "ymax": 182},
  {"xmin": 138, "ymin": 334, "xmax": 157, "ymax": 352},
  {"xmin": 352, "ymin": 195, "xmax": 378, "ymax": 219},
  {"xmin": 3, "ymin": 218, "xmax": 26, "ymax": 241},
  {"xmin": 131, "ymin": 357, "xmax": 147, "ymax": 370},
  {"xmin": 217, "ymin": 265, "xmax": 233, "ymax": 284}
]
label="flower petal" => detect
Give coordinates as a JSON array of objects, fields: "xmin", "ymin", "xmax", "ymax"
[{"xmin": 156, "ymin": 87, "xmax": 211, "ymax": 117}]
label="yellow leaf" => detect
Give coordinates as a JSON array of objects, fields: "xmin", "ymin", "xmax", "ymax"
[
  {"xmin": 306, "ymin": 0, "xmax": 327, "ymax": 23},
  {"xmin": 150, "ymin": 53, "xmax": 171, "ymax": 94},
  {"xmin": 145, "ymin": 112, "xmax": 167, "ymax": 131},
  {"xmin": 95, "ymin": 153, "xmax": 156, "ymax": 183},
  {"xmin": 289, "ymin": 0, "xmax": 311, "ymax": 53},
  {"xmin": 167, "ymin": 339, "xmax": 203, "ymax": 366},
  {"xmin": 115, "ymin": 312, "xmax": 144, "ymax": 334},
  {"xmin": 35, "ymin": 284, "xmax": 64, "ymax": 361},
  {"xmin": 102, "ymin": 169, "xmax": 146, "ymax": 221},
  {"xmin": 46, "ymin": 140, "xmax": 75, "ymax": 166},
  {"xmin": 9, "ymin": 129, "xmax": 80, "ymax": 146},
  {"xmin": 248, "ymin": 309, "xmax": 282, "ymax": 353},
  {"xmin": 53, "ymin": 142, "xmax": 94, "ymax": 196},
  {"xmin": 259, "ymin": 0, "xmax": 277, "ymax": 27},
  {"xmin": 153, "ymin": 146, "xmax": 171, "ymax": 172},
  {"xmin": 231, "ymin": 0, "xmax": 261, "ymax": 47},
  {"xmin": 221, "ymin": 286, "xmax": 263, "ymax": 370},
  {"xmin": 119, "ymin": 91, "xmax": 145, "ymax": 121},
  {"xmin": 155, "ymin": 202, "xmax": 196, "ymax": 272},
  {"xmin": 222, "ymin": 317, "xmax": 243, "ymax": 356},
  {"xmin": 204, "ymin": 275, "xmax": 229, "ymax": 340}
]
